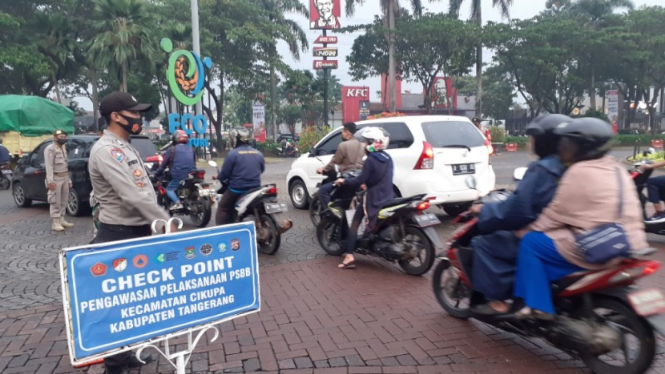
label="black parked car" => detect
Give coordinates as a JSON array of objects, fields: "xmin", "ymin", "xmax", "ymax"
[{"xmin": 12, "ymin": 135, "xmax": 159, "ymax": 216}]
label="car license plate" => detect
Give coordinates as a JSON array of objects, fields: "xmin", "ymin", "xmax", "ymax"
[
  {"xmin": 264, "ymin": 202, "xmax": 288, "ymax": 214},
  {"xmin": 1, "ymin": 170, "xmax": 11, "ymax": 175},
  {"xmin": 628, "ymin": 288, "xmax": 665, "ymax": 316},
  {"xmin": 414, "ymin": 213, "xmax": 441, "ymax": 227},
  {"xmin": 452, "ymin": 163, "xmax": 475, "ymax": 175}
]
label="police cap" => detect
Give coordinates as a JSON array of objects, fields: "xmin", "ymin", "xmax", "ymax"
[{"xmin": 100, "ymin": 92, "xmax": 152, "ymax": 116}]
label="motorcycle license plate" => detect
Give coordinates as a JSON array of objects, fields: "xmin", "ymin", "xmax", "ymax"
[
  {"xmin": 1, "ymin": 170, "xmax": 11, "ymax": 175},
  {"xmin": 627, "ymin": 288, "xmax": 665, "ymax": 316},
  {"xmin": 414, "ymin": 213, "xmax": 440, "ymax": 227},
  {"xmin": 452, "ymin": 163, "xmax": 475, "ymax": 175},
  {"xmin": 264, "ymin": 202, "xmax": 288, "ymax": 214}
]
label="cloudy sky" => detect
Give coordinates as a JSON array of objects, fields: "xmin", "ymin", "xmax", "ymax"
[{"xmin": 277, "ymin": 0, "xmax": 662, "ymax": 101}]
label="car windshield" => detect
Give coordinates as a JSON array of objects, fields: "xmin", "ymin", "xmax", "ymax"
[
  {"xmin": 421, "ymin": 121, "xmax": 485, "ymax": 148},
  {"xmin": 130, "ymin": 137, "xmax": 158, "ymax": 159}
]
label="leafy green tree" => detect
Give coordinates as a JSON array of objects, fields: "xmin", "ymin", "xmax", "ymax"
[
  {"xmin": 88, "ymin": 0, "xmax": 157, "ymax": 92},
  {"xmin": 454, "ymin": 68, "xmax": 516, "ymax": 119},
  {"xmin": 448, "ymin": 0, "xmax": 513, "ymax": 117}
]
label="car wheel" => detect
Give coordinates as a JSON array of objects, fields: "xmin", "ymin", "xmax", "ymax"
[
  {"xmin": 67, "ymin": 187, "xmax": 91, "ymax": 217},
  {"xmin": 442, "ymin": 203, "xmax": 472, "ymax": 218},
  {"xmin": 289, "ymin": 179, "xmax": 309, "ymax": 210},
  {"xmin": 12, "ymin": 183, "xmax": 32, "ymax": 207}
]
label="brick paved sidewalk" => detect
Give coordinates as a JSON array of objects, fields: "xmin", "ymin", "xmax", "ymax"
[{"xmin": 1, "ymin": 256, "xmax": 664, "ymax": 374}]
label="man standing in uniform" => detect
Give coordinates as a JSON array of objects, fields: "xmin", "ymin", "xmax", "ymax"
[
  {"xmin": 89, "ymin": 92, "xmax": 169, "ymax": 374},
  {"xmin": 44, "ymin": 130, "xmax": 74, "ymax": 232}
]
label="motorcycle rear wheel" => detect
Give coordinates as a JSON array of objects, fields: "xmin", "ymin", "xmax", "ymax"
[
  {"xmin": 309, "ymin": 195, "xmax": 323, "ymax": 226},
  {"xmin": 317, "ymin": 217, "xmax": 345, "ymax": 256},
  {"xmin": 580, "ymin": 297, "xmax": 655, "ymax": 374},
  {"xmin": 257, "ymin": 214, "xmax": 280, "ymax": 255},
  {"xmin": 190, "ymin": 200, "xmax": 212, "ymax": 228},
  {"xmin": 432, "ymin": 260, "xmax": 471, "ymax": 319},
  {"xmin": 398, "ymin": 226, "xmax": 435, "ymax": 276}
]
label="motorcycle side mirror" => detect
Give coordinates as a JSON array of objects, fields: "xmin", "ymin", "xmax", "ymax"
[
  {"xmin": 513, "ymin": 167, "xmax": 527, "ymax": 181},
  {"xmin": 465, "ymin": 176, "xmax": 477, "ymax": 190},
  {"xmin": 208, "ymin": 160, "xmax": 218, "ymax": 168},
  {"xmin": 308, "ymin": 148, "xmax": 316, "ymax": 157}
]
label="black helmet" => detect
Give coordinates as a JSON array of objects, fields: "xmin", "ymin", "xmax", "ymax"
[
  {"xmin": 554, "ymin": 117, "xmax": 613, "ymax": 161},
  {"xmin": 525, "ymin": 114, "xmax": 572, "ymax": 158}
]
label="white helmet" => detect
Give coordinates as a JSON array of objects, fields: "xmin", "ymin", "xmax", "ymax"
[{"xmin": 356, "ymin": 126, "xmax": 390, "ymax": 152}]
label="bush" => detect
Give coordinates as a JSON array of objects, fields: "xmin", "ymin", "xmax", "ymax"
[
  {"xmin": 489, "ymin": 126, "xmax": 507, "ymax": 143},
  {"xmin": 614, "ymin": 134, "xmax": 665, "ymax": 146},
  {"xmin": 298, "ymin": 126, "xmax": 330, "ymax": 154},
  {"xmin": 578, "ymin": 109, "xmax": 609, "ymax": 122},
  {"xmin": 629, "ymin": 150, "xmax": 665, "ymax": 162},
  {"xmin": 256, "ymin": 140, "xmax": 278, "ymax": 155}
]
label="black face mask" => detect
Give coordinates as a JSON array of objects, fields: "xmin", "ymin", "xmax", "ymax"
[
  {"xmin": 118, "ymin": 113, "xmax": 143, "ymax": 135},
  {"xmin": 56, "ymin": 138, "xmax": 67, "ymax": 145}
]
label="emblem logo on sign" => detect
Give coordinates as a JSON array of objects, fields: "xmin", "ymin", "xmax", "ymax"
[
  {"xmin": 133, "ymin": 255, "xmax": 148, "ymax": 268},
  {"xmin": 218, "ymin": 242, "xmax": 227, "ymax": 253},
  {"xmin": 346, "ymin": 88, "xmax": 369, "ymax": 98},
  {"xmin": 112, "ymin": 258, "xmax": 127, "ymax": 272},
  {"xmin": 200, "ymin": 243, "xmax": 213, "ymax": 256},
  {"xmin": 90, "ymin": 262, "xmax": 107, "ymax": 277},
  {"xmin": 185, "ymin": 247, "xmax": 196, "ymax": 259},
  {"xmin": 110, "ymin": 148, "xmax": 125, "ymax": 163},
  {"xmin": 231, "ymin": 239, "xmax": 240, "ymax": 251},
  {"xmin": 156, "ymin": 253, "xmax": 165, "ymax": 263}
]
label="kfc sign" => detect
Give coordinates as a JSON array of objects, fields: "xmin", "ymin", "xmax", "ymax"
[
  {"xmin": 313, "ymin": 47, "xmax": 338, "ymax": 57},
  {"xmin": 313, "ymin": 60, "xmax": 338, "ymax": 69},
  {"xmin": 346, "ymin": 88, "xmax": 369, "ymax": 98},
  {"xmin": 314, "ymin": 35, "xmax": 338, "ymax": 44}
]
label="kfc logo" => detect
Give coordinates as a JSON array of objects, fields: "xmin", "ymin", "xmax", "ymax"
[{"xmin": 346, "ymin": 88, "xmax": 369, "ymax": 98}]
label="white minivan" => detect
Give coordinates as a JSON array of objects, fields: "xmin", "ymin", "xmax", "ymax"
[{"xmin": 286, "ymin": 116, "xmax": 496, "ymax": 217}]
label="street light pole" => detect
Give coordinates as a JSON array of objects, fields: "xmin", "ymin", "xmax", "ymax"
[{"xmin": 191, "ymin": 0, "xmax": 202, "ymax": 118}]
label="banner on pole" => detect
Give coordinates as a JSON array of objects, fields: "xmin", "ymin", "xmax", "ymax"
[
  {"xmin": 252, "ymin": 103, "xmax": 266, "ymax": 143},
  {"xmin": 60, "ymin": 222, "xmax": 260, "ymax": 365}
]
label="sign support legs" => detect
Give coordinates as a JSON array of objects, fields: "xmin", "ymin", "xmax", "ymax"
[
  {"xmin": 136, "ymin": 325, "xmax": 220, "ymax": 374},
  {"xmin": 323, "ymin": 29, "xmax": 329, "ymax": 129}
]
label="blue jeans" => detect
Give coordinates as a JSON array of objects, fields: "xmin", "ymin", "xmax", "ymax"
[
  {"xmin": 647, "ymin": 176, "xmax": 665, "ymax": 204},
  {"xmin": 513, "ymin": 232, "xmax": 583, "ymax": 314},
  {"xmin": 166, "ymin": 179, "xmax": 181, "ymax": 204},
  {"xmin": 318, "ymin": 182, "xmax": 335, "ymax": 209}
]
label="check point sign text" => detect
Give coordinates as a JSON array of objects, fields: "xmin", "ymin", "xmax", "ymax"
[{"xmin": 60, "ymin": 222, "xmax": 260, "ymax": 364}]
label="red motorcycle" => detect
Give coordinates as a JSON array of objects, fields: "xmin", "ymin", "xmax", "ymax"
[{"xmin": 432, "ymin": 190, "xmax": 665, "ymax": 374}]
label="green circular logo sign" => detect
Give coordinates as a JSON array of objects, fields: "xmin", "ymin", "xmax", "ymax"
[{"xmin": 162, "ymin": 38, "xmax": 213, "ymax": 106}]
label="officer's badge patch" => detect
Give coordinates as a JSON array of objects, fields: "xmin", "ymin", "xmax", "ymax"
[
  {"xmin": 110, "ymin": 148, "xmax": 125, "ymax": 162},
  {"xmin": 133, "ymin": 169, "xmax": 143, "ymax": 178},
  {"xmin": 136, "ymin": 181, "xmax": 144, "ymax": 188},
  {"xmin": 200, "ymin": 243, "xmax": 213, "ymax": 256}
]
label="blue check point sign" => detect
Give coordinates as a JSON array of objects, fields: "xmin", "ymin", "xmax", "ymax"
[{"xmin": 60, "ymin": 222, "xmax": 260, "ymax": 368}]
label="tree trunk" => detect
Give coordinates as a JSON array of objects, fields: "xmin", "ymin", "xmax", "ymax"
[
  {"xmin": 91, "ymin": 70, "xmax": 99, "ymax": 132},
  {"xmin": 270, "ymin": 63, "xmax": 277, "ymax": 140},
  {"xmin": 474, "ymin": 1, "xmax": 483, "ymax": 118},
  {"xmin": 388, "ymin": 0, "xmax": 396, "ymax": 113},
  {"xmin": 122, "ymin": 62, "xmax": 128, "ymax": 92},
  {"xmin": 589, "ymin": 64, "xmax": 596, "ymax": 110}
]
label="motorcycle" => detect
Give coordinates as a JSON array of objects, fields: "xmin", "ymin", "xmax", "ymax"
[
  {"xmin": 276, "ymin": 144, "xmax": 300, "ymax": 158},
  {"xmin": 432, "ymin": 183, "xmax": 665, "ymax": 374},
  {"xmin": 211, "ymin": 161, "xmax": 293, "ymax": 255},
  {"xmin": 0, "ymin": 163, "xmax": 11, "ymax": 190},
  {"xmin": 316, "ymin": 170, "xmax": 443, "ymax": 276},
  {"xmin": 150, "ymin": 161, "xmax": 215, "ymax": 228},
  {"xmin": 309, "ymin": 166, "xmax": 345, "ymax": 226},
  {"xmin": 629, "ymin": 153, "xmax": 665, "ymax": 236}
]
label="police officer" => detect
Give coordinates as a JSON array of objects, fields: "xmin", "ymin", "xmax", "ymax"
[
  {"xmin": 89, "ymin": 92, "xmax": 169, "ymax": 374},
  {"xmin": 44, "ymin": 130, "xmax": 74, "ymax": 232},
  {"xmin": 215, "ymin": 127, "xmax": 265, "ymax": 225}
]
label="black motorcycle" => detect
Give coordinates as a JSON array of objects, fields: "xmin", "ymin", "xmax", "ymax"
[
  {"xmin": 309, "ymin": 167, "xmax": 344, "ymax": 226},
  {"xmin": 316, "ymin": 171, "xmax": 442, "ymax": 276},
  {"xmin": 0, "ymin": 162, "xmax": 11, "ymax": 190},
  {"xmin": 150, "ymin": 162, "xmax": 214, "ymax": 228},
  {"xmin": 211, "ymin": 161, "xmax": 293, "ymax": 255}
]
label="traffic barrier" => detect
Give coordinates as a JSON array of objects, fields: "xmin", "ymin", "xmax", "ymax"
[
  {"xmin": 651, "ymin": 139, "xmax": 663, "ymax": 149},
  {"xmin": 505, "ymin": 143, "xmax": 518, "ymax": 152}
]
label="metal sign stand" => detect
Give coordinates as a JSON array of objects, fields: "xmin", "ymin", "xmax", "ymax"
[{"xmin": 136, "ymin": 325, "xmax": 220, "ymax": 374}]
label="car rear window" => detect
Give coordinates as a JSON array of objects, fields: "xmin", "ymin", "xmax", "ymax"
[
  {"xmin": 131, "ymin": 138, "xmax": 158, "ymax": 159},
  {"xmin": 421, "ymin": 121, "xmax": 485, "ymax": 148}
]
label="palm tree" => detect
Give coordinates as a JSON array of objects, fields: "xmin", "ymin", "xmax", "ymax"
[
  {"xmin": 449, "ymin": 0, "xmax": 513, "ymax": 117},
  {"xmin": 565, "ymin": 0, "xmax": 634, "ymax": 109},
  {"xmin": 88, "ymin": 0, "xmax": 156, "ymax": 92},
  {"xmin": 256, "ymin": 0, "xmax": 309, "ymax": 138},
  {"xmin": 345, "ymin": 0, "xmax": 424, "ymax": 113}
]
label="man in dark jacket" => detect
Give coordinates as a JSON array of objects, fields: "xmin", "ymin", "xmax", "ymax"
[
  {"xmin": 215, "ymin": 127, "xmax": 265, "ymax": 225},
  {"xmin": 155, "ymin": 130, "xmax": 196, "ymax": 210},
  {"xmin": 333, "ymin": 127, "xmax": 393, "ymax": 269},
  {"xmin": 317, "ymin": 122, "xmax": 365, "ymax": 210},
  {"xmin": 0, "ymin": 138, "xmax": 10, "ymax": 164},
  {"xmin": 469, "ymin": 114, "xmax": 570, "ymax": 315}
]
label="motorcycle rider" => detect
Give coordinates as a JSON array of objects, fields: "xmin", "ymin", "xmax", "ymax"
[
  {"xmin": 468, "ymin": 114, "xmax": 570, "ymax": 315},
  {"xmin": 0, "ymin": 138, "xmax": 10, "ymax": 164},
  {"xmin": 333, "ymin": 127, "xmax": 393, "ymax": 269},
  {"xmin": 317, "ymin": 122, "xmax": 365, "ymax": 213},
  {"xmin": 215, "ymin": 127, "xmax": 265, "ymax": 225},
  {"xmin": 154, "ymin": 129, "xmax": 196, "ymax": 210},
  {"xmin": 638, "ymin": 160, "xmax": 665, "ymax": 221}
]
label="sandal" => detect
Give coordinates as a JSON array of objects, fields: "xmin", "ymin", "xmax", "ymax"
[
  {"xmin": 338, "ymin": 261, "xmax": 356, "ymax": 269},
  {"xmin": 515, "ymin": 307, "xmax": 554, "ymax": 321},
  {"xmin": 471, "ymin": 303, "xmax": 510, "ymax": 316}
]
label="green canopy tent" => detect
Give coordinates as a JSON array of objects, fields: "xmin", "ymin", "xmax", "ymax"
[{"xmin": 0, "ymin": 95, "xmax": 75, "ymax": 136}]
